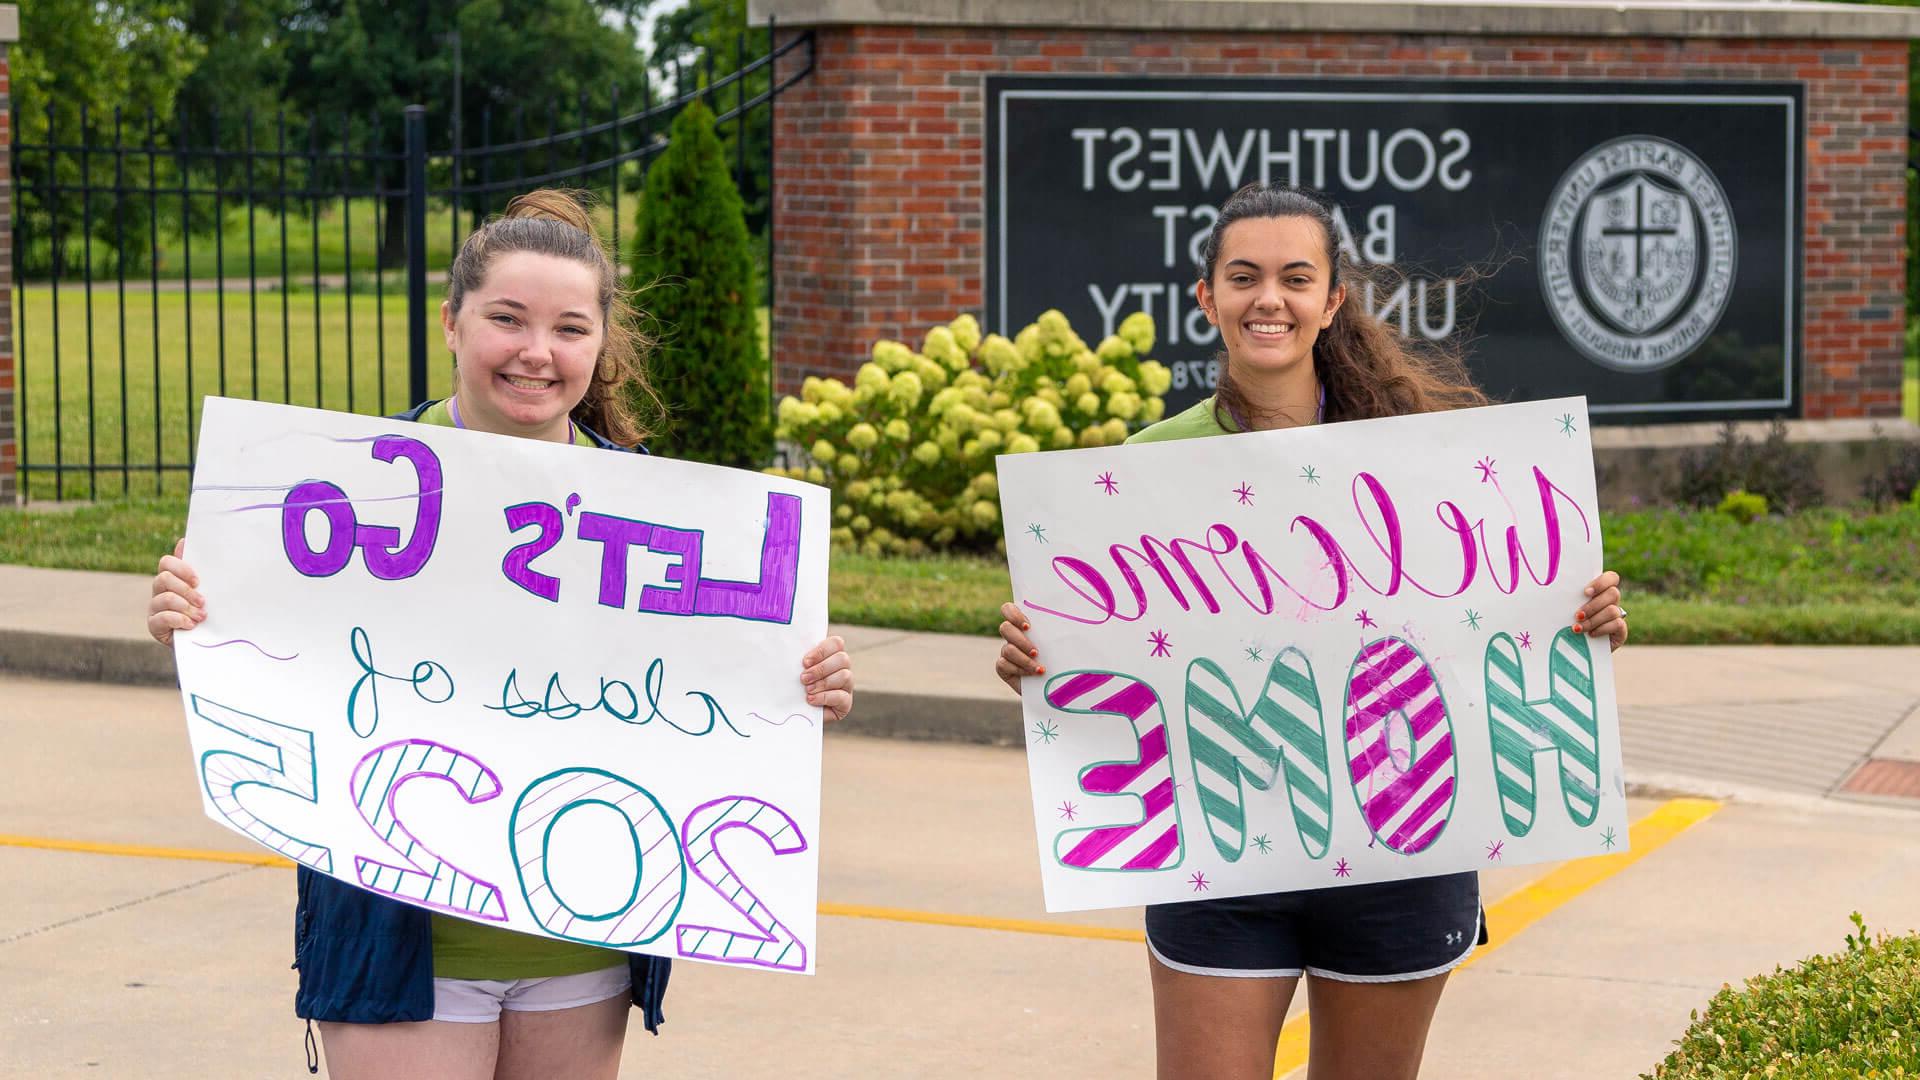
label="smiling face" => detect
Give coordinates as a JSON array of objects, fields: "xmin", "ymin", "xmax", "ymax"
[
  {"xmin": 1195, "ymin": 214, "xmax": 1347, "ymax": 383},
  {"xmin": 441, "ymin": 250, "xmax": 604, "ymax": 442}
]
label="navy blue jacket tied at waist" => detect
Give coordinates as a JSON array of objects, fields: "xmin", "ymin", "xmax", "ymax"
[{"xmin": 291, "ymin": 400, "xmax": 669, "ymax": 1030}]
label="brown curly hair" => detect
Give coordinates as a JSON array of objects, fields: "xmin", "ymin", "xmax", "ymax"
[
  {"xmin": 1197, "ymin": 183, "xmax": 1489, "ymax": 428},
  {"xmin": 444, "ymin": 188, "xmax": 664, "ymax": 447}
]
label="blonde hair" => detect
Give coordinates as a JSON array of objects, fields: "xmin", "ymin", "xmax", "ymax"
[{"xmin": 446, "ymin": 188, "xmax": 663, "ymax": 447}]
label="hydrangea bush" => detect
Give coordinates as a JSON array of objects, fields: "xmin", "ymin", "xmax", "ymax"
[{"xmin": 769, "ymin": 310, "xmax": 1173, "ymax": 554}]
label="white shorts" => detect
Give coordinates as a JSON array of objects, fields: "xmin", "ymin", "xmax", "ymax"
[{"xmin": 432, "ymin": 964, "xmax": 632, "ymax": 1024}]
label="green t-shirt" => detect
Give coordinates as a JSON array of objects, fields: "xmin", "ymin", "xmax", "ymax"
[
  {"xmin": 413, "ymin": 398, "xmax": 623, "ymax": 979},
  {"xmin": 1125, "ymin": 396, "xmax": 1238, "ymax": 444}
]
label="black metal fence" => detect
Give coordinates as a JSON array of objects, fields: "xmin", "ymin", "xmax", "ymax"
[{"xmin": 11, "ymin": 28, "xmax": 812, "ymax": 500}]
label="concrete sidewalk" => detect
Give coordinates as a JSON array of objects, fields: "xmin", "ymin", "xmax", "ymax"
[{"xmin": 4, "ymin": 561, "xmax": 1919, "ymax": 806}]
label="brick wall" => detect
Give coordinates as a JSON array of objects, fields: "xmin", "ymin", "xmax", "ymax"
[
  {"xmin": 771, "ymin": 28, "xmax": 1908, "ymax": 419},
  {"xmin": 1, "ymin": 46, "xmax": 13, "ymax": 502}
]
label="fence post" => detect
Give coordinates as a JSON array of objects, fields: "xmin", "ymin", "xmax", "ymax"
[
  {"xmin": 405, "ymin": 105, "xmax": 429, "ymax": 407},
  {"xmin": 0, "ymin": 5, "xmax": 19, "ymax": 506}
]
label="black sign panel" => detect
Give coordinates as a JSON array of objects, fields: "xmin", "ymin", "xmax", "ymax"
[{"xmin": 985, "ymin": 78, "xmax": 1803, "ymax": 422}]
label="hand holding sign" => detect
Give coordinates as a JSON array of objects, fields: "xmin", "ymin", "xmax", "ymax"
[
  {"xmin": 996, "ymin": 397, "xmax": 1630, "ymax": 913},
  {"xmin": 167, "ymin": 397, "xmax": 833, "ymax": 971}
]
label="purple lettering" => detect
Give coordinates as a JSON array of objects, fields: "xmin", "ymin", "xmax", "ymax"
[
  {"xmin": 282, "ymin": 481, "xmax": 356, "ymax": 577},
  {"xmin": 355, "ymin": 437, "xmax": 443, "ymax": 580},
  {"xmin": 638, "ymin": 527, "xmax": 703, "ymax": 616},
  {"xmin": 577, "ymin": 512, "xmax": 654, "ymax": 609},
  {"xmin": 501, "ymin": 503, "xmax": 564, "ymax": 602},
  {"xmin": 693, "ymin": 493, "xmax": 801, "ymax": 624}
]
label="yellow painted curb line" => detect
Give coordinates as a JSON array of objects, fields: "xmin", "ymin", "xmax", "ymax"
[
  {"xmin": 0, "ymin": 833, "xmax": 298, "ymax": 868},
  {"xmin": 0, "ymin": 834, "xmax": 1144, "ymax": 944},
  {"xmin": 820, "ymin": 902, "xmax": 1144, "ymax": 943},
  {"xmin": 1271, "ymin": 797, "xmax": 1722, "ymax": 1079}
]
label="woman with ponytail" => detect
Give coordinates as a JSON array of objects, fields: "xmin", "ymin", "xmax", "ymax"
[
  {"xmin": 146, "ymin": 189, "xmax": 855, "ymax": 1079},
  {"xmin": 994, "ymin": 183, "xmax": 1629, "ymax": 1079}
]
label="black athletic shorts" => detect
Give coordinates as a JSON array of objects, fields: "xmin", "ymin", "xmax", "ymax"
[{"xmin": 1144, "ymin": 871, "xmax": 1486, "ymax": 981}]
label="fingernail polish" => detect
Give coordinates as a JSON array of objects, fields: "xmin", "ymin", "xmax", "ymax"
[
  {"xmin": 1028, "ymin": 648, "xmax": 1038, "ymax": 658},
  {"xmin": 1021, "ymin": 622, "xmax": 1030, "ymax": 631},
  {"xmin": 1037, "ymin": 666, "xmax": 1046, "ymax": 675}
]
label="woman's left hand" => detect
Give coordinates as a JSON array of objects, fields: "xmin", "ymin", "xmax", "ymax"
[
  {"xmin": 1576, "ymin": 570, "xmax": 1629, "ymax": 652},
  {"xmin": 801, "ymin": 636, "xmax": 853, "ymax": 724}
]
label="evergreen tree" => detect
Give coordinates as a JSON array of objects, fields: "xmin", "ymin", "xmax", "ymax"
[{"xmin": 631, "ymin": 101, "xmax": 770, "ymax": 466}]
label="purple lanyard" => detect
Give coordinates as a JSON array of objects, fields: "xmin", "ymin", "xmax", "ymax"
[{"xmin": 446, "ymin": 396, "xmax": 577, "ymax": 443}]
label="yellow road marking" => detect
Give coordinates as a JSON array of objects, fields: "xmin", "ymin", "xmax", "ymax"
[
  {"xmin": 1271, "ymin": 798, "xmax": 1722, "ymax": 1078},
  {"xmin": 0, "ymin": 798, "xmax": 1720, "ymax": 982},
  {"xmin": 0, "ymin": 833, "xmax": 1144, "ymax": 943},
  {"xmin": 819, "ymin": 902, "xmax": 1143, "ymax": 942},
  {"xmin": 0, "ymin": 833, "xmax": 298, "ymax": 868}
]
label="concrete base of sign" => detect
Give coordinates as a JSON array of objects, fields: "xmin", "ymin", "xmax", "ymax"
[{"xmin": 1592, "ymin": 418, "xmax": 1920, "ymax": 510}]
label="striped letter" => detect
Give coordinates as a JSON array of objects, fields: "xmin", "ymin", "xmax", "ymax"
[
  {"xmin": 1342, "ymin": 637, "xmax": 1458, "ymax": 855},
  {"xmin": 1485, "ymin": 629, "xmax": 1600, "ymax": 836},
  {"xmin": 1044, "ymin": 671, "xmax": 1184, "ymax": 871},
  {"xmin": 1184, "ymin": 650, "xmax": 1332, "ymax": 860}
]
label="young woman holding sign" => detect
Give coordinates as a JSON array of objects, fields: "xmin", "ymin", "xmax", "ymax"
[
  {"xmin": 146, "ymin": 189, "xmax": 854, "ymax": 1080},
  {"xmin": 994, "ymin": 182, "xmax": 1630, "ymax": 1080}
]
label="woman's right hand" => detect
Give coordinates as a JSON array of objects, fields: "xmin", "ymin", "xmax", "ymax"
[
  {"xmin": 147, "ymin": 539, "xmax": 206, "ymax": 647},
  {"xmin": 995, "ymin": 601, "xmax": 1044, "ymax": 695}
]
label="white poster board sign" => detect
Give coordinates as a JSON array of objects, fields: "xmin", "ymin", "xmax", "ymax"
[
  {"xmin": 997, "ymin": 397, "xmax": 1627, "ymax": 912},
  {"xmin": 175, "ymin": 398, "xmax": 829, "ymax": 972}
]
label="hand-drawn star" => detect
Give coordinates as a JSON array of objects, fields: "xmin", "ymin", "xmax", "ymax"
[
  {"xmin": 1355, "ymin": 610, "xmax": 1377, "ymax": 629},
  {"xmin": 1486, "ymin": 840, "xmax": 1505, "ymax": 861},
  {"xmin": 1462, "ymin": 609, "xmax": 1482, "ymax": 631},
  {"xmin": 1188, "ymin": 872, "xmax": 1210, "ymax": 892},
  {"xmin": 1234, "ymin": 482, "xmax": 1255, "ymax": 505},
  {"xmin": 1026, "ymin": 522, "xmax": 1048, "ymax": 544},
  {"xmin": 1031, "ymin": 719, "xmax": 1060, "ymax": 745},
  {"xmin": 1148, "ymin": 630, "xmax": 1172, "ymax": 658},
  {"xmin": 1475, "ymin": 456, "xmax": 1498, "ymax": 483},
  {"xmin": 1602, "ymin": 826, "xmax": 1618, "ymax": 850},
  {"xmin": 1333, "ymin": 858, "xmax": 1352, "ymax": 878},
  {"xmin": 1245, "ymin": 645, "xmax": 1265, "ymax": 663},
  {"xmin": 1252, "ymin": 834, "xmax": 1273, "ymax": 855},
  {"xmin": 1517, "ymin": 630, "xmax": 1533, "ymax": 650},
  {"xmin": 1299, "ymin": 465, "xmax": 1321, "ymax": 485},
  {"xmin": 1096, "ymin": 471, "xmax": 1119, "ymax": 496},
  {"xmin": 1558, "ymin": 413, "xmax": 1578, "ymax": 436},
  {"xmin": 1057, "ymin": 800, "xmax": 1078, "ymax": 821}
]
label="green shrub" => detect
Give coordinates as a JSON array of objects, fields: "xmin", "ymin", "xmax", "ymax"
[
  {"xmin": 1645, "ymin": 914, "xmax": 1920, "ymax": 1079},
  {"xmin": 1669, "ymin": 420, "xmax": 1825, "ymax": 513},
  {"xmin": 1607, "ymin": 506, "xmax": 1920, "ymax": 606},
  {"xmin": 771, "ymin": 309, "xmax": 1172, "ymax": 554},
  {"xmin": 1862, "ymin": 437, "xmax": 1920, "ymax": 507},
  {"xmin": 631, "ymin": 100, "xmax": 769, "ymax": 467},
  {"xmin": 1716, "ymin": 489, "xmax": 1769, "ymax": 524}
]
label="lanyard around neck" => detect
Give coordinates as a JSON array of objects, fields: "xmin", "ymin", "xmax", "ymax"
[{"xmin": 446, "ymin": 395, "xmax": 577, "ymax": 444}]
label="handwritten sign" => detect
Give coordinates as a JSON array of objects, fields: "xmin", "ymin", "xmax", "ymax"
[
  {"xmin": 174, "ymin": 398, "xmax": 829, "ymax": 972},
  {"xmin": 997, "ymin": 397, "xmax": 1627, "ymax": 912}
]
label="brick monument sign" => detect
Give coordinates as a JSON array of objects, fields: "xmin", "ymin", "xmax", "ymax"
[{"xmin": 755, "ymin": 0, "xmax": 1919, "ymax": 440}]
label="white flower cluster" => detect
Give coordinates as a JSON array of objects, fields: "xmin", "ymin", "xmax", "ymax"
[{"xmin": 767, "ymin": 310, "xmax": 1172, "ymax": 555}]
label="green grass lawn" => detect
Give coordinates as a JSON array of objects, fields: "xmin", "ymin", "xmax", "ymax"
[
  {"xmin": 24, "ymin": 198, "xmax": 645, "ymax": 284},
  {"xmin": 5, "ymin": 499, "xmax": 1916, "ymax": 644},
  {"xmin": 12, "ymin": 282, "xmax": 765, "ymax": 501},
  {"xmin": 12, "ymin": 285, "xmax": 448, "ymax": 500}
]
